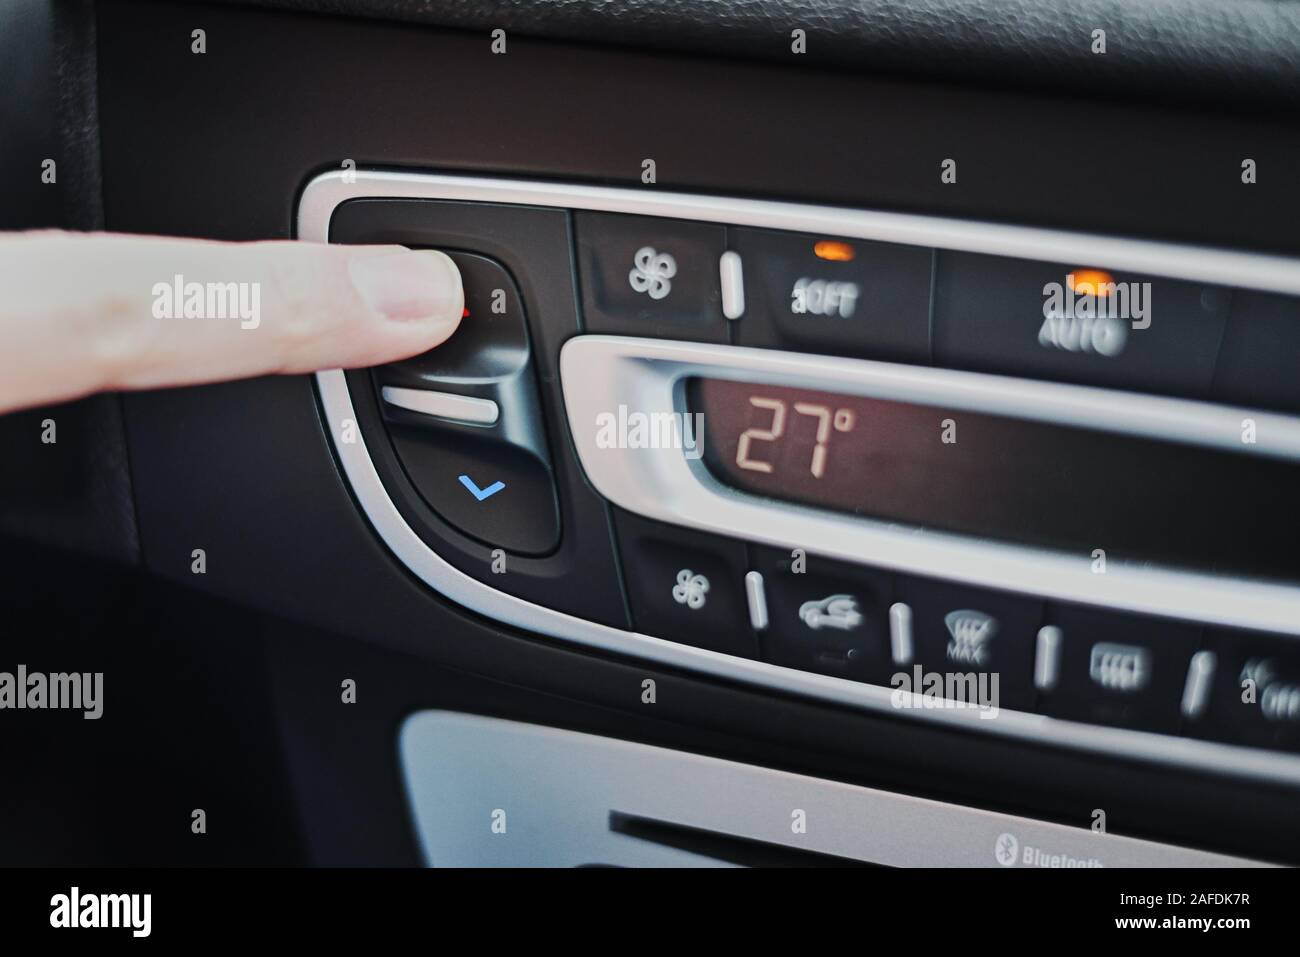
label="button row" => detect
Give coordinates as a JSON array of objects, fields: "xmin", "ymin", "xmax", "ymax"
[
  {"xmin": 576, "ymin": 212, "xmax": 931, "ymax": 363},
  {"xmin": 613, "ymin": 509, "xmax": 1300, "ymax": 752},
  {"xmin": 575, "ymin": 212, "xmax": 1300, "ymax": 410}
]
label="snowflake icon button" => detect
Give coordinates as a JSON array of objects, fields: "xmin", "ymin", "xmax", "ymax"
[
  {"xmin": 628, "ymin": 246, "xmax": 678, "ymax": 300},
  {"xmin": 671, "ymin": 568, "xmax": 710, "ymax": 610}
]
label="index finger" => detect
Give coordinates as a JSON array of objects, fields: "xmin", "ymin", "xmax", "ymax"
[{"xmin": 0, "ymin": 230, "xmax": 464, "ymax": 414}]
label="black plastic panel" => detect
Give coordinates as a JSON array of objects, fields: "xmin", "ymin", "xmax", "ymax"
[
  {"xmin": 100, "ymin": 1, "xmax": 1300, "ymax": 256},
  {"xmin": 209, "ymin": 0, "xmax": 1300, "ymax": 111}
]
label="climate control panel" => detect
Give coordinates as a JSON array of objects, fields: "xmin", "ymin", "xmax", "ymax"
[{"xmin": 301, "ymin": 169, "xmax": 1300, "ymax": 784}]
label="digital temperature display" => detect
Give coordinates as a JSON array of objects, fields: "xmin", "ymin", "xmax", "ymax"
[{"xmin": 689, "ymin": 377, "xmax": 1300, "ymax": 582}]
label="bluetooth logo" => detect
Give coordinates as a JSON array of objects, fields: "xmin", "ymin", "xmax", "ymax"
[
  {"xmin": 995, "ymin": 832, "xmax": 1019, "ymax": 867},
  {"xmin": 628, "ymin": 246, "xmax": 677, "ymax": 300}
]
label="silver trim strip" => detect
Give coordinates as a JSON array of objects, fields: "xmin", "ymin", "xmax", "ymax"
[
  {"xmin": 298, "ymin": 169, "xmax": 1300, "ymax": 296},
  {"xmin": 402, "ymin": 711, "xmax": 1270, "ymax": 867},
  {"xmin": 561, "ymin": 334, "xmax": 1300, "ymax": 632},
  {"xmin": 381, "ymin": 386, "xmax": 500, "ymax": 425},
  {"xmin": 301, "ymin": 169, "xmax": 1300, "ymax": 788}
]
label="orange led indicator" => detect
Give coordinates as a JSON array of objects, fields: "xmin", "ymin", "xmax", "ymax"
[
  {"xmin": 1067, "ymin": 268, "xmax": 1115, "ymax": 297},
  {"xmin": 813, "ymin": 240, "xmax": 856, "ymax": 263}
]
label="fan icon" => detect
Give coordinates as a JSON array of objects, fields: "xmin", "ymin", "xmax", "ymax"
[
  {"xmin": 671, "ymin": 568, "xmax": 710, "ymax": 610},
  {"xmin": 628, "ymin": 246, "xmax": 678, "ymax": 300}
]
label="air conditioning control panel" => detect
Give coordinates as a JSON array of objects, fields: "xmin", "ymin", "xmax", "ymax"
[{"xmin": 302, "ymin": 170, "xmax": 1300, "ymax": 782}]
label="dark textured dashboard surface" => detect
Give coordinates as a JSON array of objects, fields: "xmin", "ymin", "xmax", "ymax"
[
  {"xmin": 100, "ymin": 1, "xmax": 1300, "ymax": 257},
  {"xmin": 204, "ymin": 0, "xmax": 1300, "ymax": 107}
]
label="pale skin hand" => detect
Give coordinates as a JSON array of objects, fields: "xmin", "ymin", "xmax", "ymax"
[{"xmin": 0, "ymin": 231, "xmax": 465, "ymax": 415}]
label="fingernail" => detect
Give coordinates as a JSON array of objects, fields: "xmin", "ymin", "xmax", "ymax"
[{"xmin": 348, "ymin": 249, "xmax": 463, "ymax": 322}]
